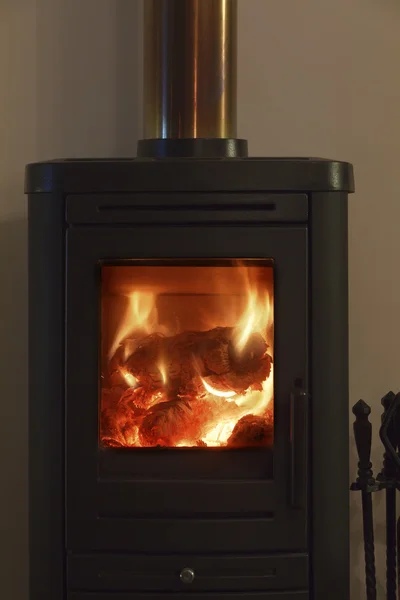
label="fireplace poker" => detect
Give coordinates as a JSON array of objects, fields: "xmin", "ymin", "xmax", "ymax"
[
  {"xmin": 351, "ymin": 400, "xmax": 378, "ymax": 600},
  {"xmin": 378, "ymin": 391, "xmax": 400, "ymax": 600},
  {"xmin": 393, "ymin": 394, "xmax": 400, "ymax": 598}
]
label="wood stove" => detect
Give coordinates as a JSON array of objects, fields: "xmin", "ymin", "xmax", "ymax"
[{"xmin": 26, "ymin": 2, "xmax": 354, "ymax": 599}]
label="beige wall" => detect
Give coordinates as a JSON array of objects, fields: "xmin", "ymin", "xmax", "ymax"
[
  {"xmin": 1, "ymin": 0, "xmax": 399, "ymax": 598},
  {"xmin": 0, "ymin": 1, "xmax": 142, "ymax": 598}
]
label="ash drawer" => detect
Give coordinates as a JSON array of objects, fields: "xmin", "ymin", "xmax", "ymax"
[
  {"xmin": 69, "ymin": 594, "xmax": 309, "ymax": 600},
  {"xmin": 68, "ymin": 553, "xmax": 308, "ymax": 593}
]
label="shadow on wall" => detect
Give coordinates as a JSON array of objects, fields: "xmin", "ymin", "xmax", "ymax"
[{"xmin": 0, "ymin": 218, "xmax": 28, "ymax": 599}]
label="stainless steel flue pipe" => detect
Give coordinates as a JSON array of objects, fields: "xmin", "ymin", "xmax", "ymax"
[{"xmin": 143, "ymin": 0, "xmax": 237, "ymax": 140}]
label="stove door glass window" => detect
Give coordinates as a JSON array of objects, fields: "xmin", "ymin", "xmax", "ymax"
[{"xmin": 100, "ymin": 260, "xmax": 274, "ymax": 449}]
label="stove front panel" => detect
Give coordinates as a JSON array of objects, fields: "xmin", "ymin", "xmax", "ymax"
[{"xmin": 66, "ymin": 223, "xmax": 308, "ymax": 555}]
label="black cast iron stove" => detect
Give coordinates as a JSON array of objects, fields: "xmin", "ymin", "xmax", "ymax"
[{"xmin": 26, "ymin": 2, "xmax": 354, "ymax": 599}]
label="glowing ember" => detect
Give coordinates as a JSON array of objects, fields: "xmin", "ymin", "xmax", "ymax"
[
  {"xmin": 101, "ymin": 262, "xmax": 274, "ymax": 449},
  {"xmin": 201, "ymin": 378, "xmax": 237, "ymax": 399},
  {"xmin": 202, "ymin": 421, "xmax": 237, "ymax": 446}
]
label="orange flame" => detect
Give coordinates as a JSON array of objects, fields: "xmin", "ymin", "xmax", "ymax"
[
  {"xmin": 158, "ymin": 361, "xmax": 168, "ymax": 384},
  {"xmin": 234, "ymin": 269, "xmax": 273, "ymax": 353},
  {"xmin": 109, "ymin": 291, "xmax": 156, "ymax": 359},
  {"xmin": 119, "ymin": 368, "xmax": 137, "ymax": 388}
]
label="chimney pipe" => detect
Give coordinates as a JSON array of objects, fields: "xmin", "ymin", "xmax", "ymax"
[{"xmin": 138, "ymin": 0, "xmax": 247, "ymax": 158}]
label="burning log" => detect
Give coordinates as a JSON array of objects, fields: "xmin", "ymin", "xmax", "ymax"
[
  {"xmin": 123, "ymin": 327, "xmax": 272, "ymax": 397},
  {"xmin": 138, "ymin": 395, "xmax": 239, "ymax": 447},
  {"xmin": 227, "ymin": 414, "xmax": 274, "ymax": 448},
  {"xmin": 101, "ymin": 387, "xmax": 146, "ymax": 447},
  {"xmin": 138, "ymin": 398, "xmax": 199, "ymax": 447},
  {"xmin": 101, "ymin": 326, "xmax": 273, "ymax": 448}
]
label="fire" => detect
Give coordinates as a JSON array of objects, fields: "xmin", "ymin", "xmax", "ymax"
[
  {"xmin": 119, "ymin": 368, "xmax": 137, "ymax": 388},
  {"xmin": 108, "ymin": 291, "xmax": 156, "ymax": 359},
  {"xmin": 202, "ymin": 421, "xmax": 236, "ymax": 446},
  {"xmin": 200, "ymin": 366, "xmax": 274, "ymax": 447},
  {"xmin": 201, "ymin": 378, "xmax": 236, "ymax": 399},
  {"xmin": 235, "ymin": 268, "xmax": 274, "ymax": 353},
  {"xmin": 158, "ymin": 361, "xmax": 168, "ymax": 384},
  {"xmin": 101, "ymin": 262, "xmax": 274, "ymax": 449}
]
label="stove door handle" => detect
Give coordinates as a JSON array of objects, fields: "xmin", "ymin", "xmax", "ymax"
[{"xmin": 290, "ymin": 389, "xmax": 309, "ymax": 509}]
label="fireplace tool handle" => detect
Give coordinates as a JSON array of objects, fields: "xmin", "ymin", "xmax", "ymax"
[
  {"xmin": 289, "ymin": 389, "xmax": 308, "ymax": 509},
  {"xmin": 393, "ymin": 394, "xmax": 400, "ymax": 599},
  {"xmin": 398, "ymin": 517, "xmax": 400, "ymax": 600},
  {"xmin": 351, "ymin": 400, "xmax": 377, "ymax": 600},
  {"xmin": 379, "ymin": 391, "xmax": 400, "ymax": 600}
]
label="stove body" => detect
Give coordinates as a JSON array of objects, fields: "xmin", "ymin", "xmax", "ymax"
[{"xmin": 27, "ymin": 157, "xmax": 353, "ymax": 600}]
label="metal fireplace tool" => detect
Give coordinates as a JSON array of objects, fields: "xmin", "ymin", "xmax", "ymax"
[{"xmin": 351, "ymin": 391, "xmax": 400, "ymax": 600}]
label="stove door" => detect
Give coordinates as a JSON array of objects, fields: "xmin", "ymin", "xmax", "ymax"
[{"xmin": 66, "ymin": 223, "xmax": 308, "ymax": 555}]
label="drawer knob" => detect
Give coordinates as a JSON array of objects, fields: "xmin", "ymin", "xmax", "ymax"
[{"xmin": 180, "ymin": 567, "xmax": 195, "ymax": 584}]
